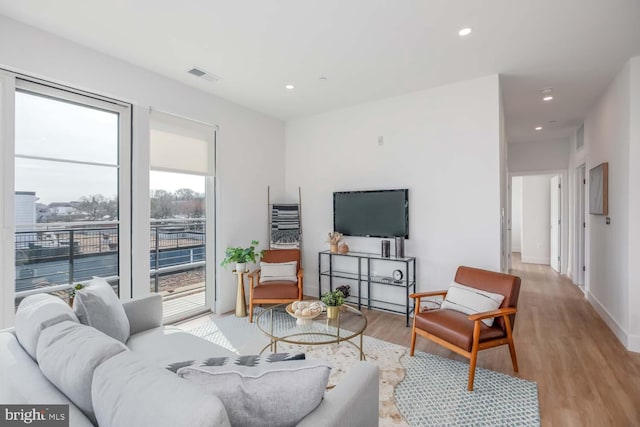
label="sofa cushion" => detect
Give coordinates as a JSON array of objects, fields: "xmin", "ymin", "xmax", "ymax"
[
  {"xmin": 127, "ymin": 326, "xmax": 236, "ymax": 367},
  {"xmin": 93, "ymin": 351, "xmax": 231, "ymax": 427},
  {"xmin": 176, "ymin": 354, "xmax": 330, "ymax": 427},
  {"xmin": 36, "ymin": 321, "xmax": 128, "ymax": 423},
  {"xmin": 259, "ymin": 260, "xmax": 298, "ymax": 283},
  {"xmin": 73, "ymin": 277, "xmax": 130, "ymax": 343},
  {"xmin": 0, "ymin": 331, "xmax": 94, "ymax": 427},
  {"xmin": 441, "ymin": 282, "xmax": 505, "ymax": 326},
  {"xmin": 14, "ymin": 293, "xmax": 79, "ymax": 360}
]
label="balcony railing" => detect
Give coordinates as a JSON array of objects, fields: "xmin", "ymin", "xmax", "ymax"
[{"xmin": 15, "ymin": 218, "xmax": 206, "ymax": 300}]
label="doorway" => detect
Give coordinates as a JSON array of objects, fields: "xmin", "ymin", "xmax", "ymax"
[{"xmin": 511, "ymin": 174, "xmax": 562, "ymax": 270}]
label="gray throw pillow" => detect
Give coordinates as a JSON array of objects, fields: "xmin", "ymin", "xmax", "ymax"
[
  {"xmin": 36, "ymin": 321, "xmax": 128, "ymax": 423},
  {"xmin": 93, "ymin": 351, "xmax": 231, "ymax": 427},
  {"xmin": 14, "ymin": 293, "xmax": 79, "ymax": 360},
  {"xmin": 73, "ymin": 277, "xmax": 130, "ymax": 343},
  {"xmin": 175, "ymin": 353, "xmax": 330, "ymax": 427}
]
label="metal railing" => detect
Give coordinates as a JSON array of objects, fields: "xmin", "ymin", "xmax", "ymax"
[{"xmin": 15, "ymin": 219, "xmax": 206, "ymax": 299}]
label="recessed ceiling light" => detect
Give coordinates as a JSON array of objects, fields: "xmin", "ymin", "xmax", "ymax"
[
  {"xmin": 458, "ymin": 27, "xmax": 472, "ymax": 37},
  {"xmin": 543, "ymin": 95, "xmax": 554, "ymax": 101},
  {"xmin": 285, "ymin": 84, "xmax": 295, "ymax": 90},
  {"xmin": 535, "ymin": 126, "xmax": 543, "ymax": 131}
]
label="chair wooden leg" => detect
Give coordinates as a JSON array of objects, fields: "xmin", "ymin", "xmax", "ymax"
[
  {"xmin": 249, "ymin": 300, "xmax": 254, "ymax": 323},
  {"xmin": 468, "ymin": 348, "xmax": 478, "ymax": 391},
  {"xmin": 410, "ymin": 328, "xmax": 417, "ymax": 356},
  {"xmin": 504, "ymin": 314, "xmax": 518, "ymax": 372},
  {"xmin": 508, "ymin": 339, "xmax": 519, "ymax": 372}
]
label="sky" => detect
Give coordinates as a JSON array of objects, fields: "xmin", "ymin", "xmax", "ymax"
[{"xmin": 14, "ymin": 90, "xmax": 204, "ymax": 204}]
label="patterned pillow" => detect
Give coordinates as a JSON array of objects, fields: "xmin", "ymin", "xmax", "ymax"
[
  {"xmin": 441, "ymin": 282, "xmax": 505, "ymax": 327},
  {"xmin": 169, "ymin": 353, "xmax": 330, "ymax": 427}
]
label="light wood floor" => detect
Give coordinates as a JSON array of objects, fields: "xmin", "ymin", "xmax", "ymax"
[{"xmin": 179, "ymin": 255, "xmax": 640, "ymax": 426}]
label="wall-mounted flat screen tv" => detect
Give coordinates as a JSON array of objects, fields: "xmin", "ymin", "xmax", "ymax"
[{"xmin": 333, "ymin": 189, "xmax": 409, "ymax": 239}]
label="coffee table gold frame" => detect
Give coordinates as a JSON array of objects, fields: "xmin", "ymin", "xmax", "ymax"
[{"xmin": 255, "ymin": 303, "xmax": 367, "ymax": 361}]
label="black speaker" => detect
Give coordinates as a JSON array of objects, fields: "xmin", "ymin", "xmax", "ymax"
[
  {"xmin": 381, "ymin": 240, "xmax": 390, "ymax": 258},
  {"xmin": 395, "ymin": 236, "xmax": 405, "ymax": 258}
]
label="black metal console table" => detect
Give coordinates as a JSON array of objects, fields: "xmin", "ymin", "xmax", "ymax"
[{"xmin": 318, "ymin": 250, "xmax": 417, "ymax": 326}]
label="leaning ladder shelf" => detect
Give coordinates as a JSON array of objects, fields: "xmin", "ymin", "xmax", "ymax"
[
  {"xmin": 267, "ymin": 186, "xmax": 302, "ymax": 253},
  {"xmin": 318, "ymin": 250, "xmax": 417, "ymax": 326}
]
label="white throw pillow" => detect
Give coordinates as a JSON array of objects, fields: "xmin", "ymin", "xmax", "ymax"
[
  {"xmin": 14, "ymin": 293, "xmax": 79, "ymax": 360},
  {"xmin": 175, "ymin": 353, "xmax": 329, "ymax": 427},
  {"xmin": 260, "ymin": 261, "xmax": 298, "ymax": 283},
  {"xmin": 36, "ymin": 321, "xmax": 128, "ymax": 423},
  {"xmin": 441, "ymin": 282, "xmax": 505, "ymax": 327},
  {"xmin": 73, "ymin": 277, "xmax": 130, "ymax": 343}
]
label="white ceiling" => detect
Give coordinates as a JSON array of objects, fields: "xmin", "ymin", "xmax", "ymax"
[{"xmin": 0, "ymin": 0, "xmax": 639, "ymax": 144}]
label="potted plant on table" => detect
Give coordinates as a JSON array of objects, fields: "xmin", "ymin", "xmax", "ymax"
[
  {"xmin": 221, "ymin": 240, "xmax": 262, "ymax": 273},
  {"xmin": 321, "ymin": 289, "xmax": 346, "ymax": 319}
]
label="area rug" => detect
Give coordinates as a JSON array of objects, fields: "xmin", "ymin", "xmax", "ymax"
[{"xmin": 184, "ymin": 313, "xmax": 540, "ymax": 427}]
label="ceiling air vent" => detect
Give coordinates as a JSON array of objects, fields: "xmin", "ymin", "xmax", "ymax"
[{"xmin": 187, "ymin": 67, "xmax": 220, "ymax": 83}]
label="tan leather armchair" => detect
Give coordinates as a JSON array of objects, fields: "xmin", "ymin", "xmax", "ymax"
[
  {"xmin": 410, "ymin": 266, "xmax": 521, "ymax": 391},
  {"xmin": 248, "ymin": 249, "xmax": 303, "ymax": 322}
]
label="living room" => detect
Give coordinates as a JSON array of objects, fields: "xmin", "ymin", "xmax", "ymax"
[{"xmin": 1, "ymin": 1, "xmax": 640, "ymax": 426}]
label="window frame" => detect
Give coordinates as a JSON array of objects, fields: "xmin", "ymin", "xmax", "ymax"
[{"xmin": 9, "ymin": 77, "xmax": 133, "ymax": 303}]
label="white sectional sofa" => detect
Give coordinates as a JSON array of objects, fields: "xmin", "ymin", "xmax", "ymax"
[{"xmin": 0, "ymin": 293, "xmax": 380, "ymax": 427}]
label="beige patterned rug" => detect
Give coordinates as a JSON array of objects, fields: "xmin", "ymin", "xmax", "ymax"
[{"xmin": 186, "ymin": 315, "xmax": 410, "ymax": 426}]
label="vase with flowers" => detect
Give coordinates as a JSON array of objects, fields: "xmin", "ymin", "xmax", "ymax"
[{"xmin": 326, "ymin": 232, "xmax": 343, "ymax": 253}]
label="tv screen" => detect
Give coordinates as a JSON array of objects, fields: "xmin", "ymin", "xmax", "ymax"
[{"xmin": 333, "ymin": 189, "xmax": 409, "ymax": 239}]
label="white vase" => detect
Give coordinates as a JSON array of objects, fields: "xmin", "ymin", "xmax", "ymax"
[{"xmin": 236, "ymin": 262, "xmax": 247, "ymax": 273}]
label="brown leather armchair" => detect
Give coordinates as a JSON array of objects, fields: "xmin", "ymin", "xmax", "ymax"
[
  {"xmin": 410, "ymin": 266, "xmax": 521, "ymax": 391},
  {"xmin": 248, "ymin": 249, "xmax": 303, "ymax": 322}
]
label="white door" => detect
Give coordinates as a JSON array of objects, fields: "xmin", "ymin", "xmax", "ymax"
[
  {"xmin": 577, "ymin": 165, "xmax": 586, "ymax": 285},
  {"xmin": 550, "ymin": 176, "xmax": 561, "ymax": 272}
]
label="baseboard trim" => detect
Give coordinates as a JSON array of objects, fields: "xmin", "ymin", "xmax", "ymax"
[
  {"xmin": 520, "ymin": 256, "xmax": 550, "ymax": 265},
  {"xmin": 627, "ymin": 334, "xmax": 640, "ymax": 353},
  {"xmin": 585, "ymin": 291, "xmax": 632, "ymax": 351}
]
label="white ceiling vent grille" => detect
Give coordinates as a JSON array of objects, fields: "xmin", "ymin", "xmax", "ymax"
[{"xmin": 187, "ymin": 67, "xmax": 220, "ymax": 83}]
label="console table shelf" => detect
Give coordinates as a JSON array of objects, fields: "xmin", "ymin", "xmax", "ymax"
[{"xmin": 318, "ymin": 250, "xmax": 416, "ymax": 326}]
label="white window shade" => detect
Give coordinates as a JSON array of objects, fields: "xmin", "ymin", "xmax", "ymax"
[{"xmin": 150, "ymin": 110, "xmax": 215, "ymax": 175}]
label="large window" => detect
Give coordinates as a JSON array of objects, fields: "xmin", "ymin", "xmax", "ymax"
[
  {"xmin": 149, "ymin": 110, "xmax": 215, "ymax": 321},
  {"xmin": 13, "ymin": 80, "xmax": 131, "ymax": 306}
]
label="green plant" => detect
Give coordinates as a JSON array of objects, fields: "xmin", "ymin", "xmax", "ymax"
[
  {"xmin": 221, "ymin": 240, "xmax": 263, "ymax": 266},
  {"xmin": 321, "ymin": 289, "xmax": 346, "ymax": 307},
  {"xmin": 68, "ymin": 283, "xmax": 85, "ymax": 298}
]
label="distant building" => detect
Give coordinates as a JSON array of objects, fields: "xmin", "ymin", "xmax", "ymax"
[
  {"xmin": 47, "ymin": 202, "xmax": 77, "ymax": 216},
  {"xmin": 15, "ymin": 191, "xmax": 37, "ymax": 232}
]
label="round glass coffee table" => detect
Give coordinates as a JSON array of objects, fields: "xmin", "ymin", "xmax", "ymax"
[{"xmin": 255, "ymin": 303, "xmax": 368, "ymax": 360}]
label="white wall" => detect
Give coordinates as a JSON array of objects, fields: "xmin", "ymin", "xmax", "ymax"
[
  {"xmin": 628, "ymin": 57, "xmax": 640, "ymax": 350},
  {"xmin": 520, "ymin": 175, "xmax": 553, "ymax": 264},
  {"xmin": 511, "ymin": 177, "xmax": 523, "ymax": 252},
  {"xmin": 508, "ymin": 139, "xmax": 570, "ymax": 173},
  {"xmin": 583, "ymin": 61, "xmax": 630, "ymax": 346},
  {"xmin": 0, "ymin": 16, "xmax": 286, "ymax": 315},
  {"xmin": 567, "ymin": 56, "xmax": 640, "ymax": 352},
  {"xmin": 285, "ymin": 75, "xmax": 502, "ymax": 296}
]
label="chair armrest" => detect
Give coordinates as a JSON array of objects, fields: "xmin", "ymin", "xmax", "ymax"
[
  {"xmin": 297, "ymin": 268, "xmax": 304, "ymax": 279},
  {"xmin": 467, "ymin": 307, "xmax": 517, "ymax": 322},
  {"xmin": 248, "ymin": 269, "xmax": 260, "ymax": 287},
  {"xmin": 122, "ymin": 294, "xmax": 163, "ymax": 335},
  {"xmin": 409, "ymin": 290, "xmax": 447, "ymax": 299}
]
